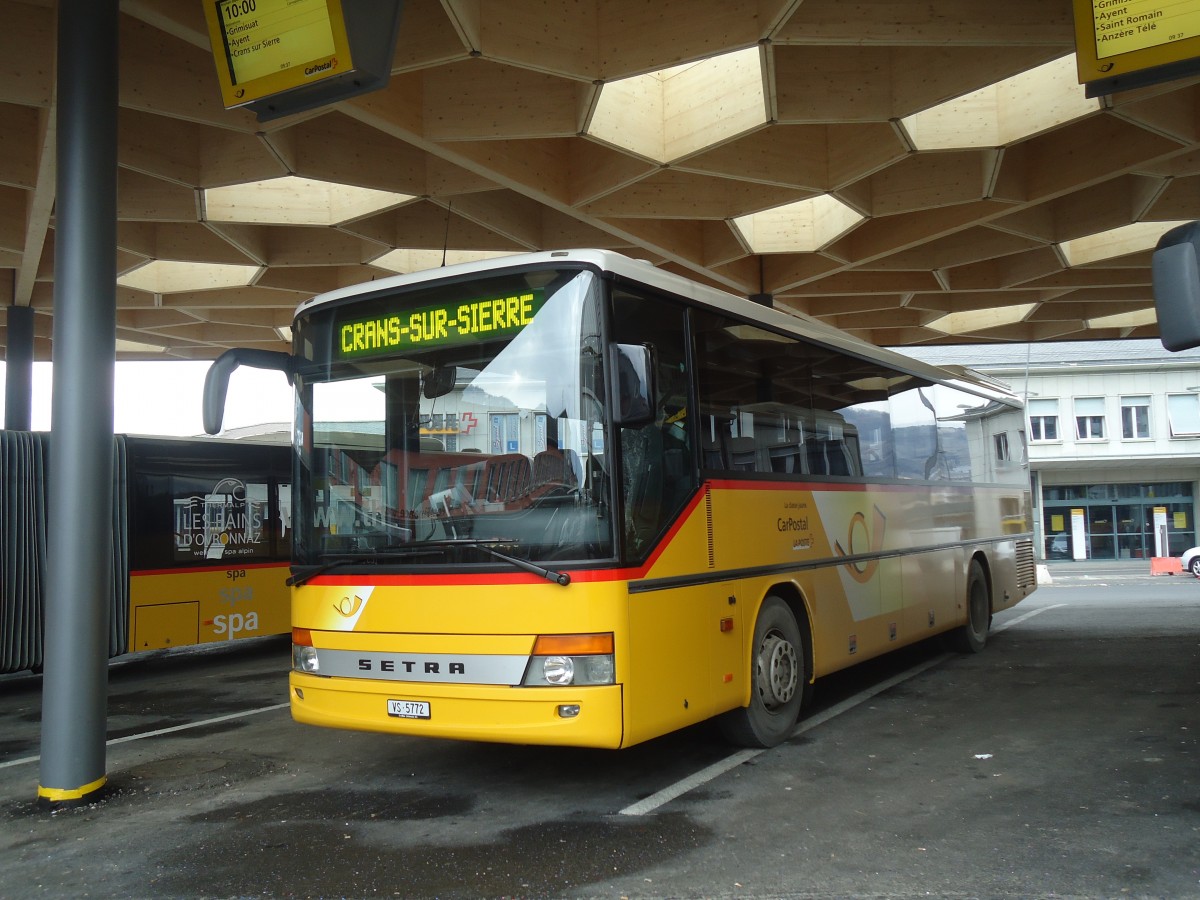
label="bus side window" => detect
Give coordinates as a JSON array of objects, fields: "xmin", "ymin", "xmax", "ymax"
[{"xmin": 610, "ymin": 287, "xmax": 695, "ymax": 556}]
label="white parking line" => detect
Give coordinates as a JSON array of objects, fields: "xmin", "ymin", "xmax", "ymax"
[
  {"xmin": 620, "ymin": 654, "xmax": 947, "ymax": 816},
  {"xmin": 620, "ymin": 603, "xmax": 1069, "ymax": 817},
  {"xmin": 993, "ymin": 603, "xmax": 1067, "ymax": 633},
  {"xmin": 0, "ymin": 702, "xmax": 290, "ymax": 770}
]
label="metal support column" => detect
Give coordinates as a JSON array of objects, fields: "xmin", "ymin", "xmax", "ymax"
[
  {"xmin": 37, "ymin": 0, "xmax": 118, "ymax": 808},
  {"xmin": 4, "ymin": 304, "xmax": 34, "ymax": 431}
]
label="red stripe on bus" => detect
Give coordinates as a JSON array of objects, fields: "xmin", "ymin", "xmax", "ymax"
[
  {"xmin": 130, "ymin": 561, "xmax": 290, "ymax": 577},
  {"xmin": 704, "ymin": 478, "xmax": 966, "ymax": 493}
]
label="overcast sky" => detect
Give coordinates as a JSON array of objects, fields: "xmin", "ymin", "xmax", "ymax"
[{"xmin": 0, "ymin": 360, "xmax": 294, "ymax": 436}]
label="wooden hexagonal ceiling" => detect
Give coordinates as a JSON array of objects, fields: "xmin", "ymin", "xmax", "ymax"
[{"xmin": 2, "ymin": 0, "xmax": 1198, "ymax": 361}]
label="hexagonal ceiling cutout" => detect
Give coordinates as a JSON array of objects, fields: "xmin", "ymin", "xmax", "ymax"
[
  {"xmin": 1059, "ymin": 220, "xmax": 1191, "ymax": 266},
  {"xmin": 587, "ymin": 46, "xmax": 766, "ymax": 164},
  {"xmin": 899, "ymin": 54, "xmax": 1099, "ymax": 150},
  {"xmin": 117, "ymin": 260, "xmax": 261, "ymax": 294},
  {"xmin": 204, "ymin": 176, "xmax": 414, "ymax": 226},
  {"xmin": 926, "ymin": 303, "xmax": 1038, "ymax": 335},
  {"xmin": 732, "ymin": 195, "xmax": 864, "ymax": 254},
  {"xmin": 1087, "ymin": 308, "xmax": 1157, "ymax": 330}
]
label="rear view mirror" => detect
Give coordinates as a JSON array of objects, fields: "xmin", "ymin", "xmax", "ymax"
[
  {"xmin": 610, "ymin": 343, "xmax": 655, "ymax": 428},
  {"xmin": 1153, "ymin": 221, "xmax": 1200, "ymax": 351},
  {"xmin": 422, "ymin": 365, "xmax": 457, "ymax": 399},
  {"xmin": 203, "ymin": 348, "xmax": 293, "ymax": 434}
]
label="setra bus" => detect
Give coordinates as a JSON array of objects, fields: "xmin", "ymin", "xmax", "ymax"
[
  {"xmin": 204, "ymin": 249, "xmax": 1037, "ymax": 749},
  {"xmin": 0, "ymin": 433, "xmax": 291, "ymax": 674}
]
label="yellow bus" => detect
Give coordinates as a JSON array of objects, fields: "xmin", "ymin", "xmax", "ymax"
[
  {"xmin": 0, "ymin": 433, "xmax": 291, "ymax": 673},
  {"xmin": 205, "ymin": 250, "xmax": 1037, "ymax": 749}
]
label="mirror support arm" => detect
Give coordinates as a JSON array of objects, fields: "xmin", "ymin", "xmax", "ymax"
[{"xmin": 203, "ymin": 348, "xmax": 294, "ymax": 434}]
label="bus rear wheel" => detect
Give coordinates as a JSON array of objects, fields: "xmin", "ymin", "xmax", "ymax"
[
  {"xmin": 944, "ymin": 559, "xmax": 990, "ymax": 653},
  {"xmin": 719, "ymin": 596, "xmax": 807, "ymax": 748}
]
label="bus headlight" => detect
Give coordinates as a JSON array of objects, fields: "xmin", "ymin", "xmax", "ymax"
[
  {"xmin": 522, "ymin": 633, "xmax": 615, "ymax": 686},
  {"xmin": 543, "ymin": 656, "xmax": 574, "ymax": 685},
  {"xmin": 293, "ymin": 644, "xmax": 320, "ymax": 674}
]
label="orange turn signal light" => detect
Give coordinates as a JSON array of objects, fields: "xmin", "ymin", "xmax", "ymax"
[
  {"xmin": 292, "ymin": 627, "xmax": 313, "ymax": 647},
  {"xmin": 532, "ymin": 632, "xmax": 614, "ymax": 655}
]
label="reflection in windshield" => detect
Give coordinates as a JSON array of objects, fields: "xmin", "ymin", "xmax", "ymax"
[{"xmin": 295, "ymin": 268, "xmax": 614, "ymax": 568}]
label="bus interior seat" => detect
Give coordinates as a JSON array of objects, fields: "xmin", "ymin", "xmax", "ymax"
[
  {"xmin": 726, "ymin": 436, "xmax": 759, "ymax": 472},
  {"xmin": 701, "ymin": 434, "xmax": 724, "ymax": 469},
  {"xmin": 768, "ymin": 433, "xmax": 805, "ymax": 474},
  {"xmin": 807, "ymin": 438, "xmax": 852, "ymax": 476},
  {"xmin": 482, "ymin": 453, "xmax": 532, "ymax": 502},
  {"xmin": 533, "ymin": 448, "xmax": 579, "ymax": 488}
]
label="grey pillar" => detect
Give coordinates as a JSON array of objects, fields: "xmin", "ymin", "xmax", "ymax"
[
  {"xmin": 37, "ymin": 0, "xmax": 118, "ymax": 807},
  {"xmin": 4, "ymin": 304, "xmax": 34, "ymax": 430}
]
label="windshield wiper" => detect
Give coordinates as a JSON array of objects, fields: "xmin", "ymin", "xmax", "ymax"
[
  {"xmin": 464, "ymin": 541, "xmax": 572, "ymax": 587},
  {"xmin": 399, "ymin": 538, "xmax": 571, "ymax": 586},
  {"xmin": 287, "ymin": 539, "xmax": 571, "ymax": 588},
  {"xmin": 286, "ymin": 546, "xmax": 444, "ymax": 587}
]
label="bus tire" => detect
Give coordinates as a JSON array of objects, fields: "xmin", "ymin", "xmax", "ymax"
[
  {"xmin": 944, "ymin": 559, "xmax": 990, "ymax": 654},
  {"xmin": 719, "ymin": 596, "xmax": 807, "ymax": 748}
]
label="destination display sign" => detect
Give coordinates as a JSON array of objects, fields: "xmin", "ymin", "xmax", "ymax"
[
  {"xmin": 336, "ymin": 290, "xmax": 546, "ymax": 358},
  {"xmin": 204, "ymin": 0, "xmax": 353, "ymax": 109},
  {"xmin": 1074, "ymin": 0, "xmax": 1200, "ymax": 94}
]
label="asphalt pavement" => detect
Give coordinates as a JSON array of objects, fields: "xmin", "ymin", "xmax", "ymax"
[{"xmin": 0, "ymin": 561, "xmax": 1197, "ymax": 899}]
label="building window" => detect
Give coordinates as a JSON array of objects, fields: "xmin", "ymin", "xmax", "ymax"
[
  {"xmin": 1167, "ymin": 393, "xmax": 1200, "ymax": 437},
  {"xmin": 994, "ymin": 432, "xmax": 1009, "ymax": 461},
  {"xmin": 1028, "ymin": 398, "xmax": 1058, "ymax": 442},
  {"xmin": 1074, "ymin": 396, "xmax": 1106, "ymax": 440},
  {"xmin": 1120, "ymin": 395, "xmax": 1150, "ymax": 440}
]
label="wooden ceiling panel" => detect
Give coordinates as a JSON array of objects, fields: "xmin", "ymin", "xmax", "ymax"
[
  {"xmin": 271, "ymin": 112, "xmax": 432, "ymax": 196},
  {"xmin": 581, "ymin": 169, "xmax": 814, "ymax": 219},
  {"xmin": 3, "ymin": 3, "xmax": 1199, "ymax": 359},
  {"xmin": 0, "ymin": 1, "xmax": 54, "ymax": 108},
  {"xmin": 865, "ymin": 227, "xmax": 1046, "ymax": 271},
  {"xmin": 421, "ymin": 60, "xmax": 583, "ymax": 141},
  {"xmin": 0, "ymin": 103, "xmax": 39, "ymax": 190},
  {"xmin": 116, "ymin": 169, "xmax": 198, "ymax": 222},
  {"xmin": 773, "ymin": 0, "xmax": 1073, "ymax": 47},
  {"xmin": 392, "ymin": 0, "xmax": 472, "ymax": 72},
  {"xmin": 849, "ymin": 150, "xmax": 992, "ymax": 216}
]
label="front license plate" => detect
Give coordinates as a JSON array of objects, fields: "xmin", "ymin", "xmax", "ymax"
[{"xmin": 387, "ymin": 699, "xmax": 431, "ymax": 719}]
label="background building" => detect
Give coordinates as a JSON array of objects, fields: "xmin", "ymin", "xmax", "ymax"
[{"xmin": 900, "ymin": 340, "xmax": 1200, "ymax": 562}]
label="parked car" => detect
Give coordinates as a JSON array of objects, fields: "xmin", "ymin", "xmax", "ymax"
[{"xmin": 1180, "ymin": 546, "xmax": 1200, "ymax": 576}]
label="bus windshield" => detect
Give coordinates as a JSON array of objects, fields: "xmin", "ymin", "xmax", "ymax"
[{"xmin": 291, "ymin": 265, "xmax": 614, "ymax": 569}]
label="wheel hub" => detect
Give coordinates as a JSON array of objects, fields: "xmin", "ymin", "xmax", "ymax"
[{"xmin": 757, "ymin": 632, "xmax": 798, "ymax": 709}]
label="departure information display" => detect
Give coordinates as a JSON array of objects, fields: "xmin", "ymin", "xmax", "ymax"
[
  {"xmin": 1074, "ymin": 0, "xmax": 1200, "ymax": 94},
  {"xmin": 204, "ymin": 0, "xmax": 352, "ymax": 108},
  {"xmin": 336, "ymin": 291, "xmax": 546, "ymax": 357}
]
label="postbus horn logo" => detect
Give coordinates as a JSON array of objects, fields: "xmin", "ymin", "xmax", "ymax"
[
  {"xmin": 833, "ymin": 505, "xmax": 887, "ymax": 584},
  {"xmin": 334, "ymin": 594, "xmax": 365, "ymax": 617}
]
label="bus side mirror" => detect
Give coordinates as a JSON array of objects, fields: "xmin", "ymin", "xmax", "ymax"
[
  {"xmin": 611, "ymin": 343, "xmax": 656, "ymax": 428},
  {"xmin": 203, "ymin": 348, "xmax": 294, "ymax": 434},
  {"xmin": 1153, "ymin": 221, "xmax": 1200, "ymax": 351}
]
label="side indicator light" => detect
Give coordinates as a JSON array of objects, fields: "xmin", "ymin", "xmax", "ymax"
[{"xmin": 719, "ymin": 618, "xmax": 734, "ymax": 632}]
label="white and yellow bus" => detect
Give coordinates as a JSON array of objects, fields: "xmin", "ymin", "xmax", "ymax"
[{"xmin": 205, "ymin": 250, "xmax": 1037, "ymax": 749}]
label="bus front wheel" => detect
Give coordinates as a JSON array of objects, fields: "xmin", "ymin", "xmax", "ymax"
[
  {"xmin": 944, "ymin": 559, "xmax": 991, "ymax": 653},
  {"xmin": 719, "ymin": 596, "xmax": 807, "ymax": 748}
]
